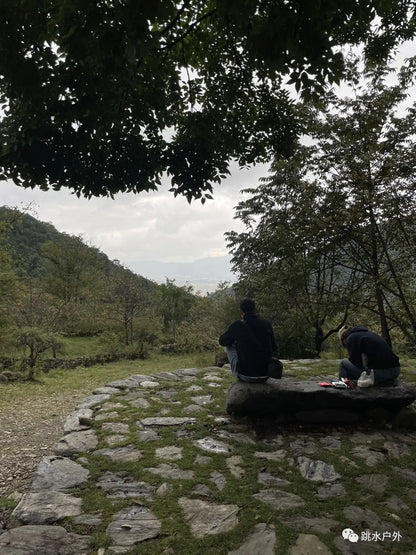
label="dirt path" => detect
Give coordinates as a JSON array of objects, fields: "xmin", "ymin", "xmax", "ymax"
[{"xmin": 0, "ymin": 393, "xmax": 87, "ymax": 498}]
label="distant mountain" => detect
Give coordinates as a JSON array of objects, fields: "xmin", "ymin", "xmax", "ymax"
[
  {"xmin": 1, "ymin": 206, "xmax": 62, "ymax": 276},
  {"xmin": 130, "ymin": 256, "xmax": 236, "ymax": 293},
  {"xmin": 1, "ymin": 206, "xmax": 236, "ymax": 294},
  {"xmin": 0, "ymin": 207, "xmax": 154, "ymax": 287}
]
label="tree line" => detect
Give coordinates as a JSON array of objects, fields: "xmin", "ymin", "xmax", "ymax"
[
  {"xmin": 227, "ymin": 59, "xmax": 416, "ymax": 358},
  {"xmin": 0, "ymin": 208, "xmax": 237, "ymax": 379},
  {"xmin": 2, "ymin": 5, "xmax": 416, "ymax": 362},
  {"xmin": 3, "ymin": 57, "xmax": 416, "ymax": 365}
]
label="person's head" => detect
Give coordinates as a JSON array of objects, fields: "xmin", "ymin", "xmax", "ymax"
[
  {"xmin": 240, "ymin": 298, "xmax": 256, "ymax": 316},
  {"xmin": 338, "ymin": 326, "xmax": 351, "ymax": 347}
]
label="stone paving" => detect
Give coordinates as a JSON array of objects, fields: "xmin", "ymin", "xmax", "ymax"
[{"xmin": 1, "ymin": 363, "xmax": 416, "ymax": 554}]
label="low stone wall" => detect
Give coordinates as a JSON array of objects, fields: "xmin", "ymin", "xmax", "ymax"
[
  {"xmin": 226, "ymin": 379, "xmax": 416, "ymax": 424},
  {"xmin": 0, "ymin": 352, "xmax": 144, "ymax": 382}
]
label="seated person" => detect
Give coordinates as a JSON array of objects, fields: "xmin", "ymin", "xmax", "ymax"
[
  {"xmin": 219, "ymin": 298, "xmax": 277, "ymax": 383},
  {"xmin": 338, "ymin": 326, "xmax": 400, "ymax": 384}
]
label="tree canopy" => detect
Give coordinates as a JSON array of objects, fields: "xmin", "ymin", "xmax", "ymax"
[
  {"xmin": 1, "ymin": 0, "xmax": 415, "ymax": 200},
  {"xmin": 227, "ymin": 60, "xmax": 416, "ymax": 355}
]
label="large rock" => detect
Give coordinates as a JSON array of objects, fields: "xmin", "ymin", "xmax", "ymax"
[
  {"xmin": 226, "ymin": 380, "xmax": 416, "ymax": 421},
  {"xmin": 12, "ymin": 491, "xmax": 83, "ymax": 524},
  {"xmin": 54, "ymin": 429, "xmax": 98, "ymax": 455},
  {"xmin": 31, "ymin": 456, "xmax": 90, "ymax": 491},
  {"xmin": 106, "ymin": 504, "xmax": 162, "ymax": 550},
  {"xmin": 0, "ymin": 525, "xmax": 90, "ymax": 555},
  {"xmin": 178, "ymin": 497, "xmax": 239, "ymax": 538}
]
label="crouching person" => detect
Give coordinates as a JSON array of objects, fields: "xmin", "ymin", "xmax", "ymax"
[
  {"xmin": 219, "ymin": 299, "xmax": 278, "ymax": 383},
  {"xmin": 338, "ymin": 326, "xmax": 401, "ymax": 385}
]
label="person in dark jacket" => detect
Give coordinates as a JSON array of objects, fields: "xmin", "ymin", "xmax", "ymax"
[
  {"xmin": 338, "ymin": 326, "xmax": 400, "ymax": 384},
  {"xmin": 219, "ymin": 299, "xmax": 277, "ymax": 382}
]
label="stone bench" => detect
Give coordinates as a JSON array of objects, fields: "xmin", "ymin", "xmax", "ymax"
[{"xmin": 226, "ymin": 379, "xmax": 416, "ymax": 424}]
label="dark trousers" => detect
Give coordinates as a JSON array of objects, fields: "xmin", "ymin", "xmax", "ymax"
[
  {"xmin": 225, "ymin": 346, "xmax": 268, "ymax": 383},
  {"xmin": 339, "ymin": 358, "xmax": 400, "ymax": 384}
]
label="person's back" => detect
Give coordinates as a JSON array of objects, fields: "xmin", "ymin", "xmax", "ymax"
[
  {"xmin": 346, "ymin": 326, "xmax": 400, "ymax": 369},
  {"xmin": 219, "ymin": 299, "xmax": 277, "ymax": 382},
  {"xmin": 339, "ymin": 325, "xmax": 400, "ymax": 384}
]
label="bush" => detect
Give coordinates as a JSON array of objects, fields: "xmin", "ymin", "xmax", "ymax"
[{"xmin": 14, "ymin": 327, "xmax": 65, "ymax": 380}]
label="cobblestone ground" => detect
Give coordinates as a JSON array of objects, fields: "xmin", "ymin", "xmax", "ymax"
[{"xmin": 1, "ymin": 362, "xmax": 415, "ymax": 554}]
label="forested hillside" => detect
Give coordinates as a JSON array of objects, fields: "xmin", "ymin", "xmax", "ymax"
[
  {"xmin": 1, "ymin": 207, "xmax": 123, "ymax": 283},
  {"xmin": 0, "ymin": 207, "xmax": 62, "ymax": 277},
  {"xmin": 0, "ymin": 207, "xmax": 237, "ymax": 380}
]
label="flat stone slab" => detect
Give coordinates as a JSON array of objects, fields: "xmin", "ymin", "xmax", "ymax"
[
  {"xmin": 12, "ymin": 491, "xmax": 83, "ymax": 524},
  {"xmin": 253, "ymin": 489, "xmax": 305, "ymax": 511},
  {"xmin": 93, "ymin": 386, "xmax": 120, "ymax": 395},
  {"xmin": 97, "ymin": 472, "xmax": 154, "ymax": 499},
  {"xmin": 139, "ymin": 416, "xmax": 197, "ymax": 426},
  {"xmin": 282, "ymin": 516, "xmax": 340, "ymax": 534},
  {"xmin": 106, "ymin": 375, "xmax": 155, "ymax": 389},
  {"xmin": 31, "ymin": 456, "xmax": 90, "ymax": 491},
  {"xmin": 194, "ymin": 437, "xmax": 233, "ymax": 454},
  {"xmin": 289, "ymin": 533, "xmax": 333, "ymax": 555},
  {"xmin": 63, "ymin": 408, "xmax": 93, "ymax": 433},
  {"xmin": 0, "ymin": 525, "xmax": 90, "ymax": 555},
  {"xmin": 54, "ymin": 429, "xmax": 98, "ymax": 455},
  {"xmin": 297, "ymin": 456, "xmax": 340, "ymax": 482},
  {"xmin": 178, "ymin": 497, "xmax": 239, "ymax": 538},
  {"xmin": 155, "ymin": 446, "xmax": 183, "ymax": 460},
  {"xmin": 77, "ymin": 393, "xmax": 111, "ymax": 409},
  {"xmin": 106, "ymin": 504, "xmax": 161, "ymax": 550},
  {"xmin": 93, "ymin": 445, "xmax": 143, "ymax": 462},
  {"xmin": 228, "ymin": 523, "xmax": 276, "ymax": 555},
  {"xmin": 226, "ymin": 380, "xmax": 416, "ymax": 419},
  {"xmin": 145, "ymin": 463, "xmax": 194, "ymax": 480}
]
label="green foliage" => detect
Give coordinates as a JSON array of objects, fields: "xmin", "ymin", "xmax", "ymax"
[
  {"xmin": 0, "ymin": 208, "xmax": 19, "ymax": 336},
  {"xmin": 95, "ymin": 332, "xmax": 126, "ymax": 355},
  {"xmin": 0, "ymin": 1, "xmax": 414, "ymax": 200},
  {"xmin": 228, "ymin": 59, "xmax": 416, "ymax": 357},
  {"xmin": 105, "ymin": 262, "xmax": 157, "ymax": 345},
  {"xmin": 0, "ymin": 207, "xmax": 62, "ymax": 277},
  {"xmin": 129, "ymin": 318, "xmax": 162, "ymax": 359},
  {"xmin": 0, "ymin": 207, "xmax": 239, "ymax": 365},
  {"xmin": 175, "ymin": 296, "xmax": 217, "ymax": 352},
  {"xmin": 0, "ymin": 497, "xmax": 18, "ymax": 510},
  {"xmin": 41, "ymin": 234, "xmax": 105, "ymax": 302},
  {"xmin": 159, "ymin": 279, "xmax": 195, "ymax": 342},
  {"xmin": 0, "ymin": 208, "xmax": 163, "ymax": 345},
  {"xmin": 207, "ymin": 282, "xmax": 240, "ymax": 335},
  {"xmin": 14, "ymin": 326, "xmax": 64, "ymax": 379}
]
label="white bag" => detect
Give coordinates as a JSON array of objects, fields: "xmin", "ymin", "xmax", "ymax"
[{"xmin": 357, "ymin": 369, "xmax": 374, "ymax": 387}]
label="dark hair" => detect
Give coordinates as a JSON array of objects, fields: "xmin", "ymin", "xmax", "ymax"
[{"xmin": 240, "ymin": 298, "xmax": 256, "ymax": 314}]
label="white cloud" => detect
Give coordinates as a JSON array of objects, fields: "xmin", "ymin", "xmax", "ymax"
[{"xmin": 0, "ymin": 162, "xmax": 268, "ymax": 269}]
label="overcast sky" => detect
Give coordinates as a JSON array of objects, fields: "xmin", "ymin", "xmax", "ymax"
[
  {"xmin": 1, "ymin": 41, "xmax": 414, "ymax": 283},
  {"xmin": 1, "ymin": 163, "xmax": 268, "ymax": 271}
]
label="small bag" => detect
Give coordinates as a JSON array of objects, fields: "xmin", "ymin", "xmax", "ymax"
[
  {"xmin": 358, "ymin": 354, "xmax": 375, "ymax": 387},
  {"xmin": 268, "ymin": 357, "xmax": 283, "ymax": 379},
  {"xmin": 357, "ymin": 369, "xmax": 374, "ymax": 387}
]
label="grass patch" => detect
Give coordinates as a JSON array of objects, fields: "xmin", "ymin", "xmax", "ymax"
[
  {"xmin": 0, "ymin": 351, "xmax": 214, "ymax": 414},
  {"xmin": 0, "ymin": 497, "xmax": 18, "ymax": 510},
  {"xmin": 60, "ymin": 335, "xmax": 110, "ymax": 358}
]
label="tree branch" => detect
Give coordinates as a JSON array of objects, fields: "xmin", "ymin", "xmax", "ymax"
[{"xmin": 160, "ymin": 8, "xmax": 217, "ymax": 50}]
